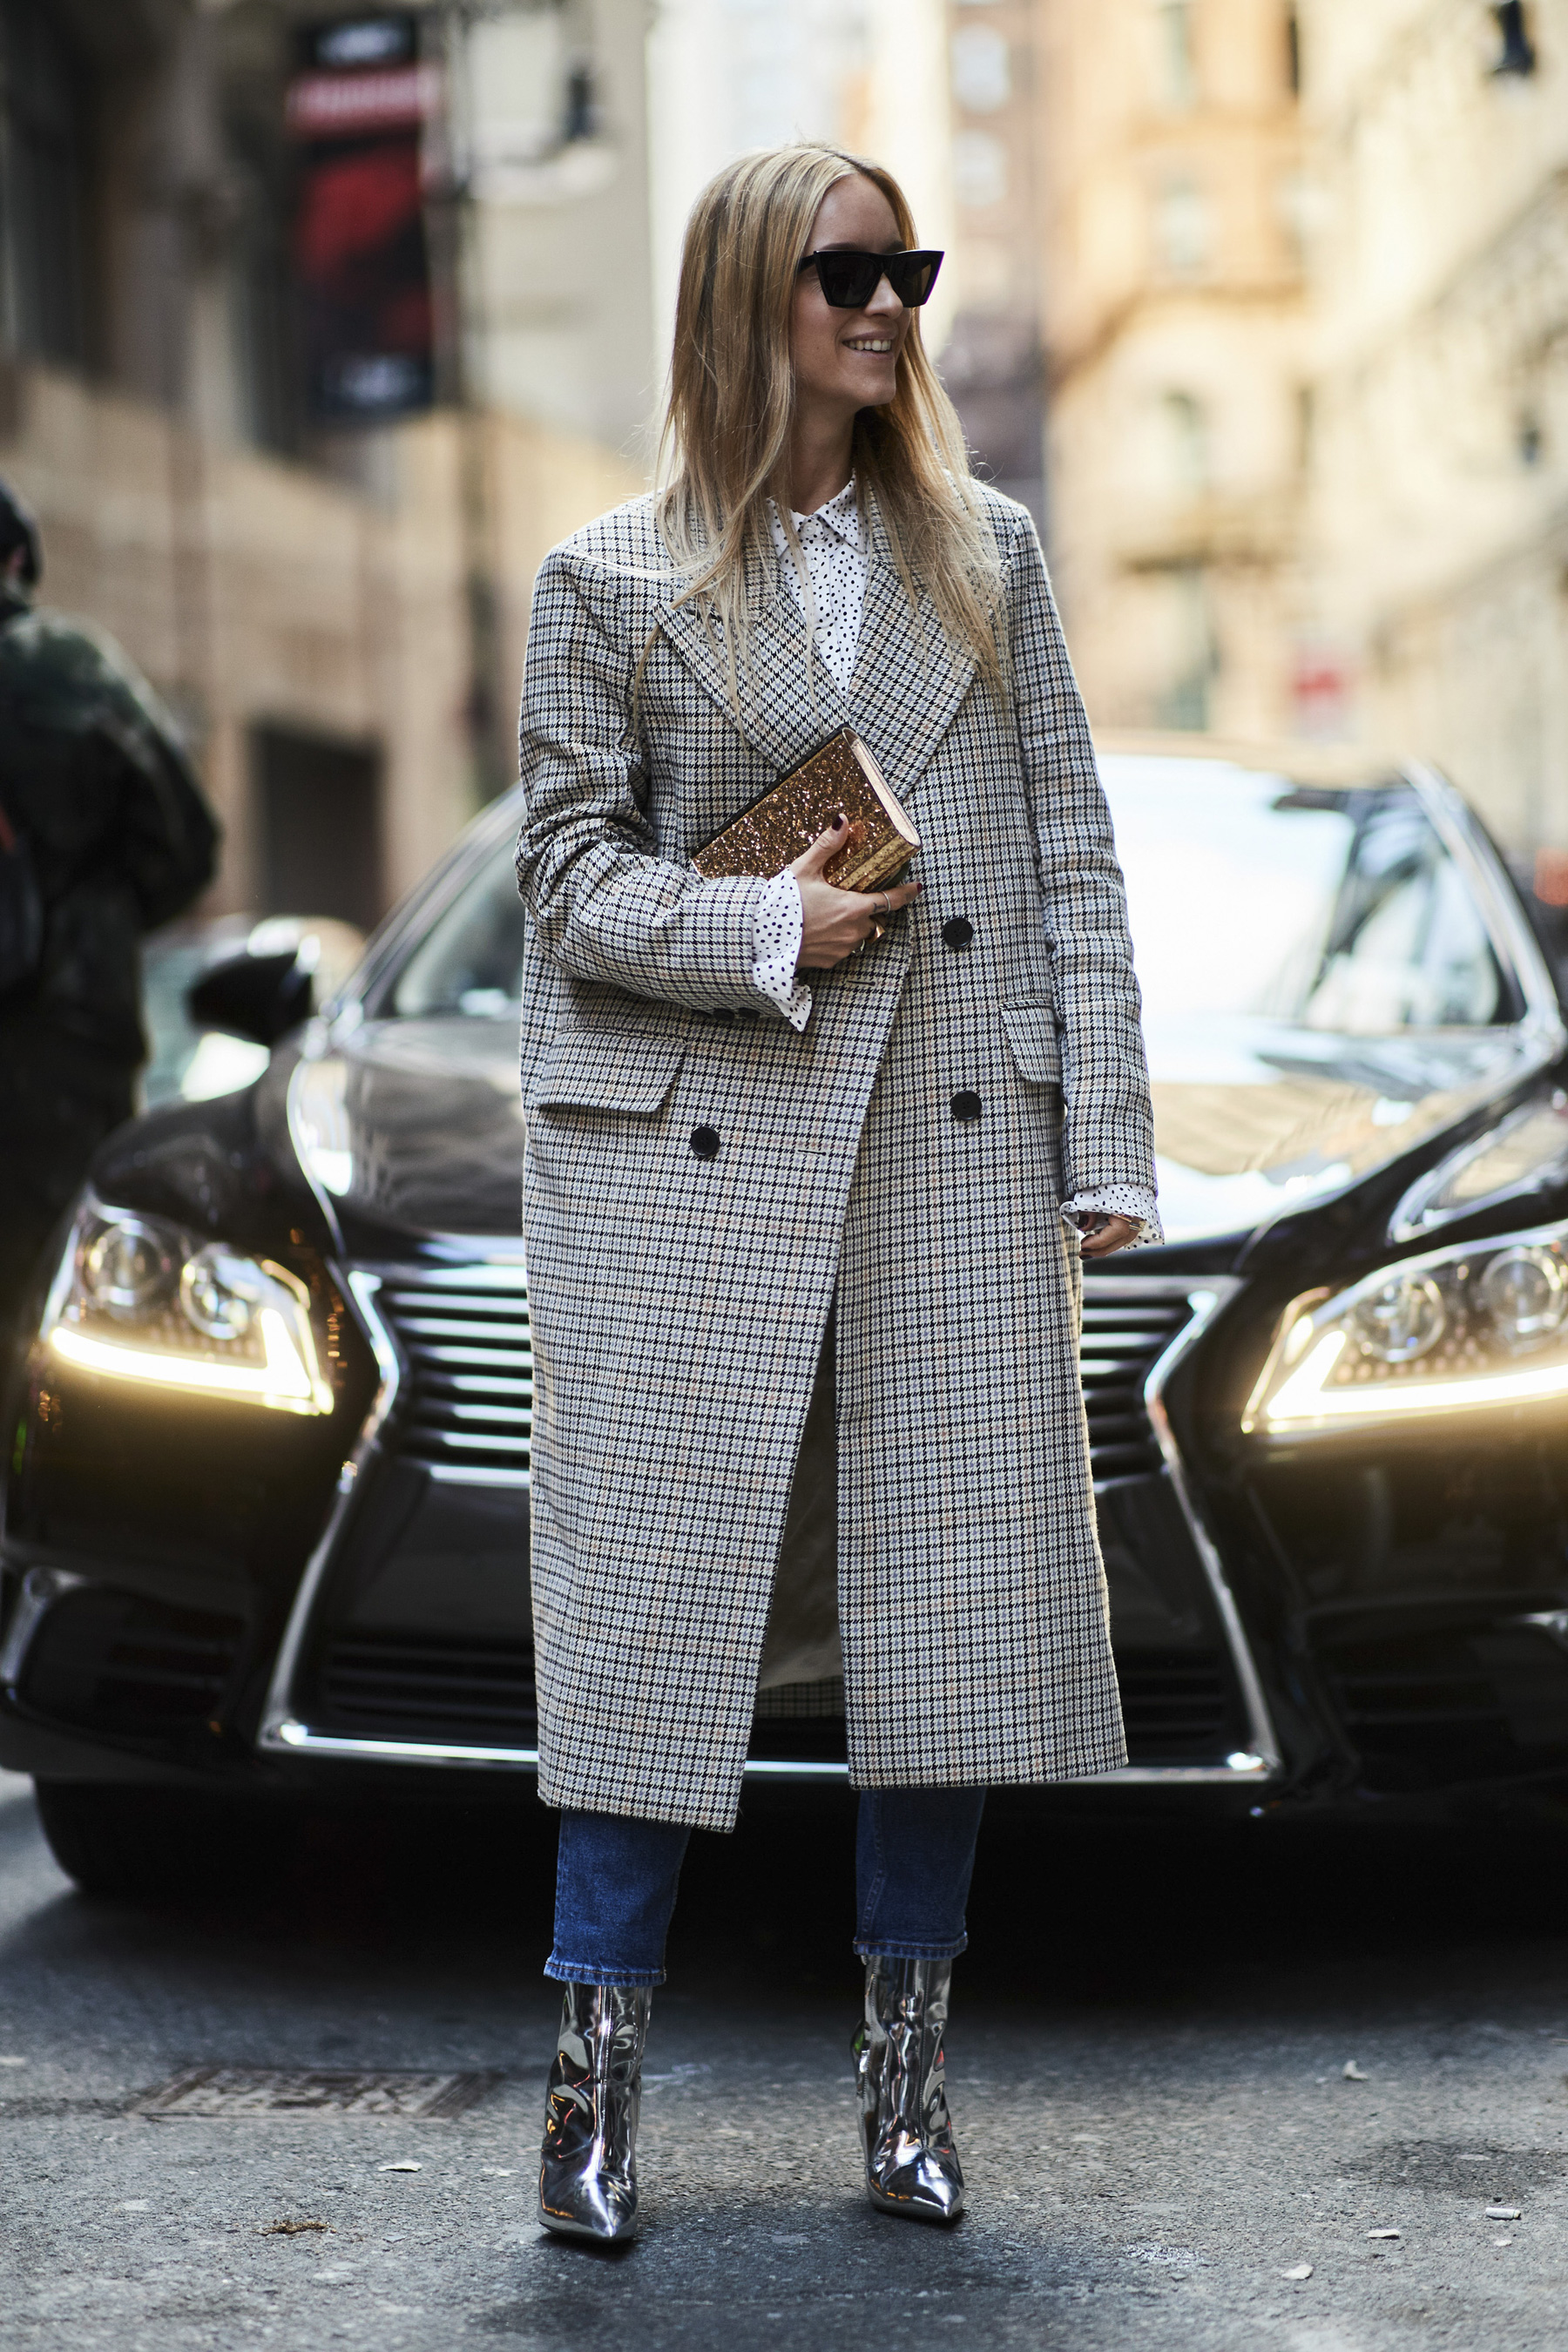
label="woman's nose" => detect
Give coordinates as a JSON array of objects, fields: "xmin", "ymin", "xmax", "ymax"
[{"xmin": 864, "ymin": 274, "xmax": 903, "ymax": 318}]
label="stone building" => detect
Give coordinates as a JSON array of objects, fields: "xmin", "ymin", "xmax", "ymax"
[
  {"xmin": 1300, "ymin": 0, "xmax": 1568, "ymax": 855},
  {"xmin": 1030, "ymin": 0, "xmax": 1568, "ymax": 857},
  {"xmin": 941, "ymin": 0, "xmax": 1048, "ymax": 523},
  {"xmin": 1032, "ymin": 0, "xmax": 1308, "ymax": 737},
  {"xmin": 0, "ymin": 0, "xmax": 645, "ymax": 928}
]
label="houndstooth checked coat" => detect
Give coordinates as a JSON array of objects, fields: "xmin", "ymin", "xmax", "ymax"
[{"xmin": 515, "ymin": 483, "xmax": 1157, "ymax": 1832}]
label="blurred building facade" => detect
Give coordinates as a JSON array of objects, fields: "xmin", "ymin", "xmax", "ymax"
[
  {"xmin": 1301, "ymin": 0, "xmax": 1568, "ymax": 855},
  {"xmin": 1031, "ymin": 0, "xmax": 1568, "ymax": 855},
  {"xmin": 1033, "ymin": 0, "xmax": 1308, "ymax": 737},
  {"xmin": 0, "ymin": 0, "xmax": 643, "ymax": 929},
  {"xmin": 937, "ymin": 0, "xmax": 1047, "ymax": 523}
]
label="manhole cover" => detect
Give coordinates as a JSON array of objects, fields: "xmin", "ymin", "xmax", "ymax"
[{"xmin": 132, "ymin": 2067, "xmax": 502, "ymax": 2119}]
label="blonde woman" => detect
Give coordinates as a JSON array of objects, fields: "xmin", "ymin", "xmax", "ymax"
[{"xmin": 515, "ymin": 145, "xmax": 1159, "ymax": 2242}]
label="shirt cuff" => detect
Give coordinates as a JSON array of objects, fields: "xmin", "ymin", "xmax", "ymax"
[
  {"xmin": 750, "ymin": 871, "xmax": 812, "ymax": 1031},
  {"xmin": 1064, "ymin": 1184, "xmax": 1164, "ymax": 1250}
]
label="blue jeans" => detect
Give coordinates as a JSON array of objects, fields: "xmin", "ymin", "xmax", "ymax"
[{"xmin": 545, "ymin": 1787, "xmax": 987, "ymax": 1987}]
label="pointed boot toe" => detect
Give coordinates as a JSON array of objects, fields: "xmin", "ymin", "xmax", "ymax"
[
  {"xmin": 865, "ymin": 2131, "xmax": 965, "ymax": 2224},
  {"xmin": 537, "ymin": 1982, "xmax": 648, "ymax": 2245}
]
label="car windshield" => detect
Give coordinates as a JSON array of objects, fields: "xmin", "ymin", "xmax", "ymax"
[
  {"xmin": 390, "ymin": 845, "xmax": 529, "ymax": 1018},
  {"xmin": 1100, "ymin": 757, "xmax": 1513, "ymax": 1034},
  {"xmin": 383, "ymin": 761, "xmax": 1517, "ymax": 1037}
]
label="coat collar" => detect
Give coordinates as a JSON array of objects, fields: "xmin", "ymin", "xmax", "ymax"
[
  {"xmin": 653, "ymin": 486, "xmax": 977, "ymax": 803},
  {"xmin": 843, "ymin": 493, "xmax": 977, "ymax": 804}
]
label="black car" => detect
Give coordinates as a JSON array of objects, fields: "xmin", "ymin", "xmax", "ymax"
[{"xmin": 7, "ymin": 738, "xmax": 1568, "ymax": 1895}]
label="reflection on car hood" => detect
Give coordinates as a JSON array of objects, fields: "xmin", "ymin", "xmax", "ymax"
[
  {"xmin": 1146, "ymin": 1015, "xmax": 1551, "ymax": 1242},
  {"xmin": 289, "ymin": 1017, "xmax": 524, "ymax": 1238},
  {"xmin": 283, "ymin": 1013, "xmax": 1550, "ymax": 1247}
]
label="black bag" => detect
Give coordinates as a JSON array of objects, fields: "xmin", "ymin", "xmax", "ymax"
[{"xmin": 0, "ymin": 793, "xmax": 43, "ymax": 1001}]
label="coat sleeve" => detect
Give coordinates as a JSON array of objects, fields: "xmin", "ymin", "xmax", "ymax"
[
  {"xmin": 1, "ymin": 616, "xmax": 220, "ymax": 930},
  {"xmin": 516, "ymin": 547, "xmax": 782, "ymax": 1013},
  {"xmin": 1005, "ymin": 513, "xmax": 1159, "ymax": 1203},
  {"xmin": 102, "ymin": 684, "xmax": 220, "ymax": 932}
]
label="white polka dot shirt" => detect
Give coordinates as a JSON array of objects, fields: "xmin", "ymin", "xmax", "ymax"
[{"xmin": 743, "ymin": 477, "xmax": 1160, "ymax": 1246}]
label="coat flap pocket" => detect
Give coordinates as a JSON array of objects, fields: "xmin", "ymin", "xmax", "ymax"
[
  {"xmin": 1001, "ymin": 1002, "xmax": 1063, "ymax": 1085},
  {"xmin": 525, "ymin": 1028, "xmax": 686, "ymax": 1115}
]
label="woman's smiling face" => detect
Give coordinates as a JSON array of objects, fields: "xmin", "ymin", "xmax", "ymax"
[{"xmin": 789, "ymin": 174, "xmax": 911, "ymax": 432}]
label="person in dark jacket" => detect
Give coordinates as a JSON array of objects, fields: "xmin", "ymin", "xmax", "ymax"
[{"xmin": 0, "ymin": 477, "xmax": 220, "ymax": 1326}]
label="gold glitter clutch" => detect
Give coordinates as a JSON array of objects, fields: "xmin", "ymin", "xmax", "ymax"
[{"xmin": 693, "ymin": 727, "xmax": 919, "ymax": 893}]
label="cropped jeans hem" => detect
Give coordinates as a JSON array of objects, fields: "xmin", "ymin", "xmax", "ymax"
[
  {"xmin": 853, "ymin": 1932, "xmax": 969, "ymax": 1963},
  {"xmin": 544, "ymin": 1952, "xmax": 665, "ymax": 1989}
]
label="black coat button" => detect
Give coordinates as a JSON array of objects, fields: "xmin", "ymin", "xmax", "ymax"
[
  {"xmin": 689, "ymin": 1125, "xmax": 721, "ymax": 1159},
  {"xmin": 942, "ymin": 916, "xmax": 975, "ymax": 950},
  {"xmin": 950, "ymin": 1090, "xmax": 982, "ymax": 1124},
  {"xmin": 707, "ymin": 1007, "xmax": 733, "ymax": 1025}
]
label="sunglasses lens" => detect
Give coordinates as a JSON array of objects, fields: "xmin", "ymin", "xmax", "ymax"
[
  {"xmin": 815, "ymin": 253, "xmax": 879, "ymax": 308},
  {"xmin": 890, "ymin": 253, "xmax": 941, "ymax": 306}
]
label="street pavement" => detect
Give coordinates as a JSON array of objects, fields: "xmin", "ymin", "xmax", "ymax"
[{"xmin": 2, "ymin": 1762, "xmax": 1567, "ymax": 2351}]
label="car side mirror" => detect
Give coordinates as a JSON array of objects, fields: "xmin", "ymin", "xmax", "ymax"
[{"xmin": 186, "ymin": 949, "xmax": 314, "ymax": 1047}]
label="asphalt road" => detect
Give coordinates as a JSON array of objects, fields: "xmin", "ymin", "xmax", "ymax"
[{"xmin": 3, "ymin": 1765, "xmax": 1568, "ymax": 2352}]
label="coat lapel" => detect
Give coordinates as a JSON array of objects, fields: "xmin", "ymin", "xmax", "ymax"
[
  {"xmin": 846, "ymin": 495, "xmax": 978, "ymax": 807},
  {"xmin": 651, "ymin": 487, "xmax": 979, "ymax": 801},
  {"xmin": 654, "ymin": 536, "xmax": 850, "ymax": 781}
]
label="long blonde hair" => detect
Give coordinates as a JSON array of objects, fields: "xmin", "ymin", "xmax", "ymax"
[{"xmin": 656, "ymin": 144, "xmax": 1005, "ymax": 700}]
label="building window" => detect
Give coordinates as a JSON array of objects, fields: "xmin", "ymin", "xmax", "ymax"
[
  {"xmin": 1155, "ymin": 0, "xmax": 1198, "ymax": 110},
  {"xmin": 251, "ymin": 727, "xmax": 385, "ymax": 934},
  {"xmin": 953, "ymin": 131, "xmax": 1008, "ymax": 212},
  {"xmin": 1154, "ymin": 175, "xmax": 1210, "ymax": 274},
  {"xmin": 1274, "ymin": 168, "xmax": 1315, "ymax": 269},
  {"xmin": 1492, "ymin": 3, "xmax": 1537, "ymax": 76},
  {"xmin": 0, "ymin": 0, "xmax": 90, "ymax": 367},
  {"xmin": 950, "ymin": 25, "xmax": 1010, "ymax": 114},
  {"xmin": 1517, "ymin": 409, "xmax": 1544, "ymax": 467},
  {"xmin": 1156, "ymin": 564, "xmax": 1214, "ymax": 731},
  {"xmin": 1162, "ymin": 390, "xmax": 1209, "ymax": 492},
  {"xmin": 563, "ymin": 60, "xmax": 598, "ymax": 144},
  {"xmin": 1285, "ymin": 4, "xmax": 1301, "ymax": 94}
]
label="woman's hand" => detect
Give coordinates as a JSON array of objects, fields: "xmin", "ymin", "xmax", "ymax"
[
  {"xmin": 791, "ymin": 818, "xmax": 921, "ymax": 970},
  {"xmin": 1078, "ymin": 1213, "xmax": 1140, "ymax": 1258}
]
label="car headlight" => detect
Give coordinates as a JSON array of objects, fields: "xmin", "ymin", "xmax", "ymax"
[
  {"xmin": 39, "ymin": 1201, "xmax": 332, "ymax": 1416},
  {"xmin": 1241, "ymin": 1219, "xmax": 1568, "ymax": 1438}
]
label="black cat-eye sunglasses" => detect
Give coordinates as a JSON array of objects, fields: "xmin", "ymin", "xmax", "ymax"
[{"xmin": 797, "ymin": 247, "xmax": 943, "ymax": 309}]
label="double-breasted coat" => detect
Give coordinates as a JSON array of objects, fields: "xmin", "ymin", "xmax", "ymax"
[{"xmin": 515, "ymin": 483, "xmax": 1158, "ymax": 1832}]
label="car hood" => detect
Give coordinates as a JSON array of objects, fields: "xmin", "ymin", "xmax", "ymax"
[
  {"xmin": 276, "ymin": 1011, "xmax": 1551, "ymax": 1247},
  {"xmin": 1146, "ymin": 1014, "xmax": 1551, "ymax": 1243}
]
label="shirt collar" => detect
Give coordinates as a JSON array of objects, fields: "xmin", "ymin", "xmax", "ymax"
[{"xmin": 767, "ymin": 476, "xmax": 861, "ymax": 554}]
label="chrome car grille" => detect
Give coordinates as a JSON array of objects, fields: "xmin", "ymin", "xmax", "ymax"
[
  {"xmin": 372, "ymin": 1267, "xmax": 1192, "ymax": 1490},
  {"xmin": 1117, "ymin": 1652, "xmax": 1237, "ymax": 1759},
  {"xmin": 378, "ymin": 1266, "xmax": 533, "ymax": 1484},
  {"xmin": 316, "ymin": 1632, "xmax": 537, "ymax": 1743},
  {"xmin": 1080, "ymin": 1278, "xmax": 1198, "ymax": 1481}
]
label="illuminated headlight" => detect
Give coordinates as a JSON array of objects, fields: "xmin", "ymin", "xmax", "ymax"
[
  {"xmin": 1241, "ymin": 1220, "xmax": 1568, "ymax": 1438},
  {"xmin": 40, "ymin": 1202, "xmax": 332, "ymax": 1416}
]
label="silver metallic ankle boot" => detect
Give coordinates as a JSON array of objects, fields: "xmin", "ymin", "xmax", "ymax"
[
  {"xmin": 853, "ymin": 1955, "xmax": 965, "ymax": 2223},
  {"xmin": 537, "ymin": 1981, "xmax": 649, "ymax": 2243}
]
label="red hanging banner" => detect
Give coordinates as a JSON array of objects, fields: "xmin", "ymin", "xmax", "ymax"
[{"xmin": 287, "ymin": 16, "xmax": 439, "ymax": 423}]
